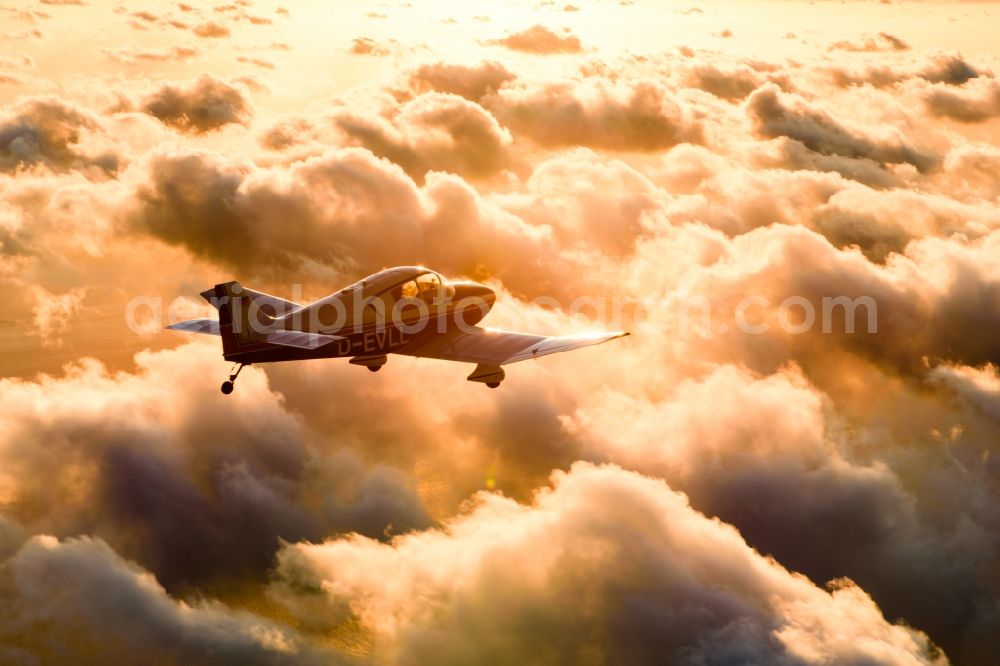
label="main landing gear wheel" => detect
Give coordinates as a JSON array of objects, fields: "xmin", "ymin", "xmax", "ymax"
[
  {"xmin": 368, "ymin": 365, "xmax": 380, "ymax": 372},
  {"xmin": 467, "ymin": 364, "xmax": 504, "ymax": 388},
  {"xmin": 220, "ymin": 363, "xmax": 248, "ymax": 395}
]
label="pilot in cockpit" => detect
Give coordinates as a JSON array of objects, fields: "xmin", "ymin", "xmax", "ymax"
[{"xmin": 392, "ymin": 273, "xmax": 448, "ymax": 305}]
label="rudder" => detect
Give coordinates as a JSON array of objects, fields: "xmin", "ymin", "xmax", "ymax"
[{"xmin": 210, "ymin": 281, "xmax": 265, "ymax": 358}]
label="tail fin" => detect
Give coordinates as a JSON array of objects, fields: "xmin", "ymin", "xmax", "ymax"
[
  {"xmin": 204, "ymin": 281, "xmax": 299, "ymax": 358},
  {"xmin": 200, "ymin": 284, "xmax": 301, "ymax": 318}
]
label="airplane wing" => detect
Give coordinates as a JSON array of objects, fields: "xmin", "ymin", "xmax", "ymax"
[
  {"xmin": 166, "ymin": 318, "xmax": 220, "ymax": 335},
  {"xmin": 405, "ymin": 327, "xmax": 629, "ymax": 366},
  {"xmin": 265, "ymin": 330, "xmax": 344, "ymax": 350}
]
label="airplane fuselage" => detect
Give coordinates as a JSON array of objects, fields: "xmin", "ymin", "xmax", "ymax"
[
  {"xmin": 222, "ymin": 281, "xmax": 494, "ymax": 364},
  {"xmin": 165, "ymin": 265, "xmax": 627, "ymax": 393}
]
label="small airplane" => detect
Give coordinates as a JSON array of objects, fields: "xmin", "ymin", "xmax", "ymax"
[{"xmin": 167, "ymin": 266, "xmax": 628, "ymax": 394}]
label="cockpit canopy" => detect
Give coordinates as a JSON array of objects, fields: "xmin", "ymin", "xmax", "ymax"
[
  {"xmin": 346, "ymin": 266, "xmax": 452, "ymax": 300},
  {"xmin": 388, "ymin": 270, "xmax": 455, "ymax": 303},
  {"xmin": 293, "ymin": 266, "xmax": 457, "ymax": 332}
]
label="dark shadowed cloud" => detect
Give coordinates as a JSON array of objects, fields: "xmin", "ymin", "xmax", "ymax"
[
  {"xmin": 137, "ymin": 75, "xmax": 253, "ymax": 133},
  {"xmin": 746, "ymin": 84, "xmax": 940, "ymax": 173},
  {"xmin": 0, "ymin": 97, "xmax": 118, "ymax": 173}
]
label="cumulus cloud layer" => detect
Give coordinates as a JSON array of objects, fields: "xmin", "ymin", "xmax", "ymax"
[
  {"xmin": 0, "ymin": 343, "xmax": 432, "ymax": 593},
  {"xmin": 3, "ymin": 2, "xmax": 1000, "ymax": 664},
  {"xmin": 277, "ymin": 463, "xmax": 943, "ymax": 664},
  {"xmin": 0, "ymin": 535, "xmax": 340, "ymax": 665}
]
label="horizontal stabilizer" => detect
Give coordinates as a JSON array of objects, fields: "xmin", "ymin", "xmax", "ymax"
[
  {"xmin": 166, "ymin": 319, "xmax": 220, "ymax": 336},
  {"xmin": 265, "ymin": 330, "xmax": 344, "ymax": 350}
]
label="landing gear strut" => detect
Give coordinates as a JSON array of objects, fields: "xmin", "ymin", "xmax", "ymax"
[{"xmin": 221, "ymin": 363, "xmax": 248, "ymax": 394}]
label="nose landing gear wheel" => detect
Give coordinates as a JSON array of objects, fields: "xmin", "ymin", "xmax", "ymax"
[
  {"xmin": 368, "ymin": 365, "xmax": 380, "ymax": 372},
  {"xmin": 486, "ymin": 382, "xmax": 500, "ymax": 388},
  {"xmin": 221, "ymin": 381, "xmax": 234, "ymax": 394}
]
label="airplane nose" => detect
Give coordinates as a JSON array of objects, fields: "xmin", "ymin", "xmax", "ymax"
[
  {"xmin": 450, "ymin": 282, "xmax": 495, "ymax": 326},
  {"xmin": 452, "ymin": 282, "xmax": 495, "ymax": 305}
]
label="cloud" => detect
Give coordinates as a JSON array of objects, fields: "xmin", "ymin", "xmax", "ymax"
[
  {"xmin": 746, "ymin": 84, "xmax": 940, "ymax": 173},
  {"xmin": 489, "ymin": 25, "xmax": 583, "ymax": 54},
  {"xmin": 828, "ymin": 54, "xmax": 982, "ymax": 88},
  {"xmin": 0, "ymin": 515, "xmax": 26, "ymax": 561},
  {"xmin": 0, "ymin": 54, "xmax": 33, "ymax": 70},
  {"xmin": 487, "ymin": 78, "xmax": 703, "ymax": 150},
  {"xmin": 276, "ymin": 463, "xmax": 943, "ymax": 664},
  {"xmin": 349, "ymin": 37, "xmax": 394, "ymax": 56},
  {"xmin": 237, "ymin": 56, "xmax": 275, "ymax": 69},
  {"xmin": 0, "ymin": 6, "xmax": 50, "ymax": 23},
  {"xmin": 31, "ymin": 285, "xmax": 85, "ymax": 347},
  {"xmin": 0, "ymin": 343, "xmax": 433, "ymax": 591},
  {"xmin": 563, "ymin": 362, "xmax": 1000, "ymax": 663},
  {"xmin": 2, "ymin": 28, "xmax": 43, "ymax": 40},
  {"xmin": 807, "ymin": 185, "xmax": 1000, "ymax": 256},
  {"xmin": 5, "ymin": 5, "xmax": 1000, "ymax": 663},
  {"xmin": 895, "ymin": 54, "xmax": 980, "ymax": 85},
  {"xmin": 923, "ymin": 77, "xmax": 1000, "ymax": 122},
  {"xmin": 330, "ymin": 92, "xmax": 515, "ymax": 181},
  {"xmin": 128, "ymin": 146, "xmax": 554, "ymax": 292},
  {"xmin": 512, "ymin": 148, "xmax": 663, "ymax": 255},
  {"xmin": 829, "ymin": 32, "xmax": 910, "ymax": 52},
  {"xmin": 929, "ymin": 363, "xmax": 1000, "ymax": 421},
  {"xmin": 750, "ymin": 136, "xmax": 904, "ymax": 189},
  {"xmin": 939, "ymin": 143, "xmax": 1000, "ymax": 197},
  {"xmin": 405, "ymin": 60, "xmax": 516, "ymax": 101},
  {"xmin": 104, "ymin": 44, "xmax": 200, "ymax": 64},
  {"xmin": 653, "ymin": 222, "xmax": 1000, "ymax": 379},
  {"xmin": 683, "ymin": 62, "xmax": 763, "ymax": 101},
  {"xmin": 0, "ymin": 535, "xmax": 341, "ymax": 664},
  {"xmin": 192, "ymin": 21, "xmax": 230, "ymax": 38},
  {"xmin": 130, "ymin": 10, "xmax": 158, "ymax": 23},
  {"xmin": 137, "ymin": 75, "xmax": 252, "ymax": 133},
  {"xmin": 0, "ymin": 97, "xmax": 118, "ymax": 174}
]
